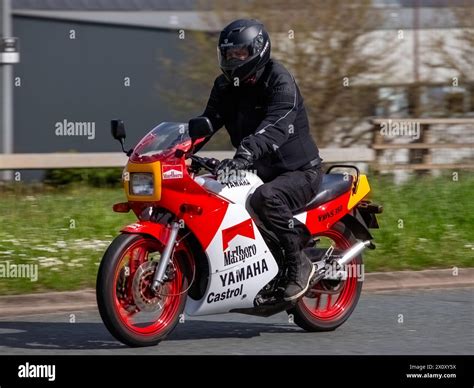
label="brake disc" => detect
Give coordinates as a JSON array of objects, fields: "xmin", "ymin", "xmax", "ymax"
[{"xmin": 132, "ymin": 261, "xmax": 164, "ymax": 312}]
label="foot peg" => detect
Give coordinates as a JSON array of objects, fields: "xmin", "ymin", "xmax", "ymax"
[{"xmin": 306, "ymin": 260, "xmax": 326, "ymax": 290}]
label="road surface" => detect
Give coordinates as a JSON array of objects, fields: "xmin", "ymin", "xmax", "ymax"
[{"xmin": 0, "ymin": 288, "xmax": 472, "ymax": 355}]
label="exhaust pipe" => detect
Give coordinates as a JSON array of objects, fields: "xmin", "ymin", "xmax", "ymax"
[
  {"xmin": 311, "ymin": 240, "xmax": 373, "ymax": 283},
  {"xmin": 336, "ymin": 240, "xmax": 372, "ymax": 267}
]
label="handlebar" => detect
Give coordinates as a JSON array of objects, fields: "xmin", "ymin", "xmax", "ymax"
[{"xmin": 188, "ymin": 155, "xmax": 220, "ymax": 174}]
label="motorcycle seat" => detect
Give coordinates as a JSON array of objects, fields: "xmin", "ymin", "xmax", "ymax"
[{"xmin": 296, "ymin": 173, "xmax": 353, "ymax": 213}]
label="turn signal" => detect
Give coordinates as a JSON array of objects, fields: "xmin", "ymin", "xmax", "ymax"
[{"xmin": 113, "ymin": 202, "xmax": 131, "ymax": 213}]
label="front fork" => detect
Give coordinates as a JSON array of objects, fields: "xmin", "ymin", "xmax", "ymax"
[{"xmin": 151, "ymin": 221, "xmax": 181, "ymax": 292}]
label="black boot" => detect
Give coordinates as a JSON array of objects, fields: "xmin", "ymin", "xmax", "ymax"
[{"xmin": 284, "ymin": 251, "xmax": 315, "ymax": 301}]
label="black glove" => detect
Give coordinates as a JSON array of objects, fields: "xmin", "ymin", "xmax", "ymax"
[
  {"xmin": 215, "ymin": 157, "xmax": 252, "ymax": 183},
  {"xmin": 216, "ymin": 157, "xmax": 250, "ymax": 173},
  {"xmin": 216, "ymin": 142, "xmax": 254, "ymax": 183}
]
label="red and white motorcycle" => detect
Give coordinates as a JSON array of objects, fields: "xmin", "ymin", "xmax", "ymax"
[{"xmin": 96, "ymin": 117, "xmax": 382, "ymax": 347}]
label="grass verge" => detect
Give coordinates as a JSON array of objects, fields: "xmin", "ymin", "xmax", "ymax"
[{"xmin": 0, "ymin": 172, "xmax": 472, "ymax": 294}]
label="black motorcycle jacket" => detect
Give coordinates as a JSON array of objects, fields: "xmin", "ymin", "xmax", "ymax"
[{"xmin": 199, "ymin": 59, "xmax": 322, "ymax": 182}]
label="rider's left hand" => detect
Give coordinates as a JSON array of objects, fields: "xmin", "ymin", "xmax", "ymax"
[
  {"xmin": 215, "ymin": 157, "xmax": 251, "ymax": 182},
  {"xmin": 216, "ymin": 157, "xmax": 250, "ymax": 173}
]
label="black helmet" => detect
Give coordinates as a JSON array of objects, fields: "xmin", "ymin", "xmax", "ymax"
[{"xmin": 218, "ymin": 19, "xmax": 271, "ymax": 83}]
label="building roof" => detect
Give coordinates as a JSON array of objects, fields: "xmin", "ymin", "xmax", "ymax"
[
  {"xmin": 13, "ymin": 10, "xmax": 221, "ymax": 31},
  {"xmin": 12, "ymin": 0, "xmax": 213, "ymax": 11}
]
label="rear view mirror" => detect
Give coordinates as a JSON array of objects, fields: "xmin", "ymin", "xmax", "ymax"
[
  {"xmin": 111, "ymin": 119, "xmax": 132, "ymax": 156},
  {"xmin": 111, "ymin": 119, "xmax": 126, "ymax": 141},
  {"xmin": 188, "ymin": 117, "xmax": 213, "ymax": 140}
]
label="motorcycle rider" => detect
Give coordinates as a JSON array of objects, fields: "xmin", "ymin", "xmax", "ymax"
[{"xmin": 198, "ymin": 19, "xmax": 323, "ymax": 301}]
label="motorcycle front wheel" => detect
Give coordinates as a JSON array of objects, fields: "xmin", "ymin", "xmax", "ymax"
[{"xmin": 96, "ymin": 233, "xmax": 192, "ymax": 347}]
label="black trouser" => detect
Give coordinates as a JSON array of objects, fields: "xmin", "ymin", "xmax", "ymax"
[{"xmin": 250, "ymin": 166, "xmax": 323, "ymax": 257}]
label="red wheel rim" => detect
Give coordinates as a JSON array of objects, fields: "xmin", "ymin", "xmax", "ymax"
[
  {"xmin": 300, "ymin": 229, "xmax": 359, "ymax": 322},
  {"xmin": 112, "ymin": 238, "xmax": 186, "ymax": 336}
]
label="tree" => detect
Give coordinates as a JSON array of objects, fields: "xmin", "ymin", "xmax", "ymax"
[{"xmin": 424, "ymin": 3, "xmax": 474, "ymax": 113}]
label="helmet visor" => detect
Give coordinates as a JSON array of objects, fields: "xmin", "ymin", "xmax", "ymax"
[{"xmin": 218, "ymin": 42, "xmax": 257, "ymax": 70}]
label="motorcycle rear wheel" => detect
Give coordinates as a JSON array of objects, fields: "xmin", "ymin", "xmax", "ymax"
[{"xmin": 287, "ymin": 222, "xmax": 363, "ymax": 332}]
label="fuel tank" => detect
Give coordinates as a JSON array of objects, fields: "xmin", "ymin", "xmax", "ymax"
[{"xmin": 193, "ymin": 172, "xmax": 263, "ymax": 207}]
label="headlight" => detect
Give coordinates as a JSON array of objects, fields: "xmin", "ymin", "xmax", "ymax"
[{"xmin": 130, "ymin": 173, "xmax": 154, "ymax": 196}]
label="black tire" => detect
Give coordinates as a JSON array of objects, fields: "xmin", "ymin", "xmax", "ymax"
[
  {"xmin": 96, "ymin": 233, "xmax": 189, "ymax": 347},
  {"xmin": 287, "ymin": 222, "xmax": 363, "ymax": 332}
]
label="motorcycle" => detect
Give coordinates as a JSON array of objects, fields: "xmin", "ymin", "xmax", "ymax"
[{"xmin": 96, "ymin": 117, "xmax": 383, "ymax": 347}]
